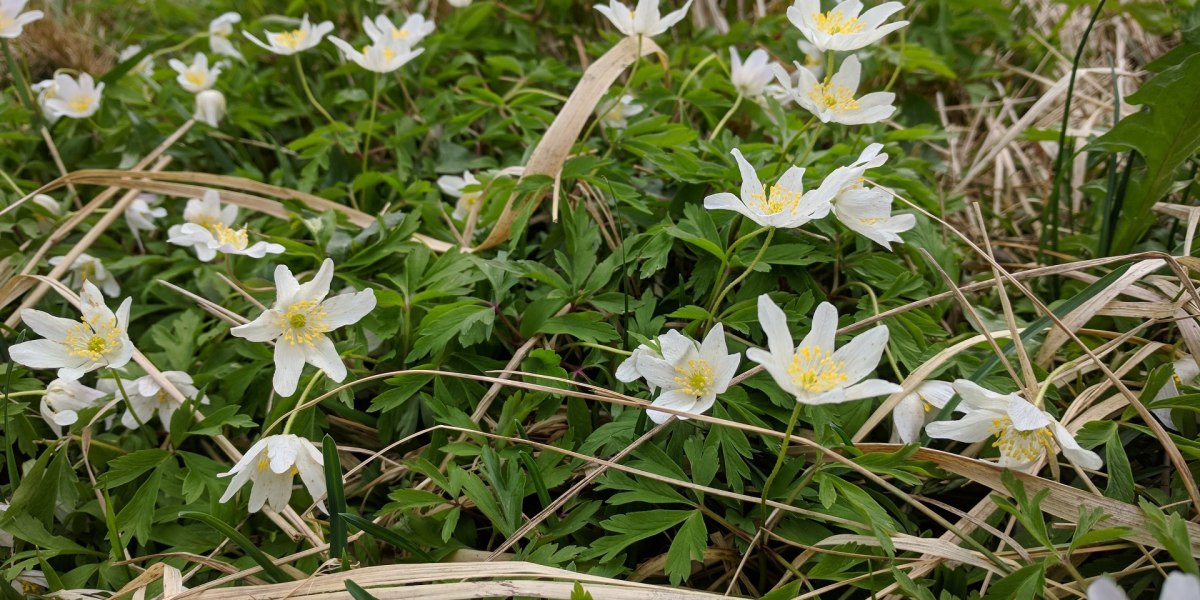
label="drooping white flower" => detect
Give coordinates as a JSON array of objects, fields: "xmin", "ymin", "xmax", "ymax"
[
  {"xmin": 116, "ymin": 371, "xmax": 208, "ymax": 432},
  {"xmin": 167, "ymin": 190, "xmax": 284, "ymax": 261},
  {"xmin": 9, "ymin": 280, "xmax": 134, "ymax": 380},
  {"xmin": 125, "ymin": 192, "xmax": 167, "ymax": 242},
  {"xmin": 784, "ymin": 55, "xmax": 896, "ymax": 125},
  {"xmin": 729, "ymin": 47, "xmax": 775, "ymax": 98},
  {"xmin": 594, "ymin": 0, "xmax": 693, "ymax": 37},
  {"xmin": 633, "ymin": 324, "xmax": 740, "ymax": 423},
  {"xmin": 892, "ymin": 380, "xmax": 956, "ymax": 443},
  {"xmin": 1088, "ymin": 572, "xmax": 1199, "ymax": 600},
  {"xmin": 230, "ymin": 259, "xmax": 377, "ymax": 397},
  {"xmin": 616, "ymin": 329, "xmax": 693, "ymax": 392},
  {"xmin": 194, "ymin": 89, "xmax": 227, "ymax": 127},
  {"xmin": 40, "ymin": 378, "xmax": 107, "ymax": 437},
  {"xmin": 48, "ymin": 253, "xmax": 119, "ymax": 298},
  {"xmin": 209, "ymin": 12, "xmax": 243, "ymax": 59},
  {"xmin": 32, "ymin": 77, "xmax": 60, "ymax": 121},
  {"xmin": 925, "ymin": 379, "xmax": 1102, "ymax": 472},
  {"xmin": 438, "ymin": 171, "xmax": 484, "ymax": 220},
  {"xmin": 218, "ymin": 434, "xmax": 326, "ymax": 513},
  {"xmin": 44, "ymin": 73, "xmax": 105, "ymax": 120},
  {"xmin": 748, "ymin": 294, "xmax": 900, "ymax": 405},
  {"xmin": 364, "ymin": 13, "xmax": 435, "ymax": 49},
  {"xmin": 118, "ymin": 44, "xmax": 155, "ymax": 78},
  {"xmin": 787, "ymin": 0, "xmax": 908, "ymax": 52},
  {"xmin": 703, "ymin": 148, "xmax": 832, "ymax": 229},
  {"xmin": 596, "ymin": 94, "xmax": 644, "ymax": 130},
  {"xmin": 169, "ymin": 53, "xmax": 223, "ymax": 93},
  {"xmin": 832, "ymin": 187, "xmax": 914, "ymax": 249},
  {"xmin": 30, "ymin": 193, "xmax": 62, "ymax": 216},
  {"xmin": 0, "ymin": 0, "xmax": 42, "ymax": 38},
  {"xmin": 328, "ymin": 37, "xmax": 424, "ymax": 73},
  {"xmin": 1152, "ymin": 355, "xmax": 1199, "ymax": 431},
  {"xmin": 10, "ymin": 570, "xmax": 47, "ymax": 595},
  {"xmin": 242, "ymin": 14, "xmax": 333, "ymax": 56}
]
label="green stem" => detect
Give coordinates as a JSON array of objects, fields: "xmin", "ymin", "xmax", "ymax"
[
  {"xmin": 110, "ymin": 370, "xmax": 147, "ymax": 430},
  {"xmin": 759, "ymin": 400, "xmax": 804, "ymax": 520},
  {"xmin": 146, "ymin": 32, "xmax": 206, "ymax": 62},
  {"xmin": 280, "ymin": 372, "xmax": 323, "ymax": 435},
  {"xmin": 824, "ymin": 50, "xmax": 835, "ymax": 85},
  {"xmin": 709, "ymin": 227, "xmax": 775, "ymax": 324},
  {"xmin": 707, "ymin": 93, "xmax": 743, "ymax": 143},
  {"xmin": 0, "ymin": 390, "xmax": 47, "ymax": 400},
  {"xmin": 794, "ymin": 122, "xmax": 824, "ymax": 166},
  {"xmin": 771, "ymin": 116, "xmax": 817, "ymax": 176},
  {"xmin": 294, "ymin": 54, "xmax": 336, "ymax": 126},
  {"xmin": 361, "ymin": 72, "xmax": 381, "ymax": 177},
  {"xmin": 1034, "ymin": 360, "xmax": 1076, "ymax": 410},
  {"xmin": 703, "ymin": 223, "xmax": 767, "ymax": 322},
  {"xmin": 2, "ymin": 39, "xmax": 40, "ymax": 128}
]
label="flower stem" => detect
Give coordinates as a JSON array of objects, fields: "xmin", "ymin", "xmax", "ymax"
[
  {"xmin": 109, "ymin": 369, "xmax": 147, "ymax": 430},
  {"xmin": 759, "ymin": 400, "xmax": 804, "ymax": 520},
  {"xmin": 707, "ymin": 93, "xmax": 743, "ymax": 143},
  {"xmin": 294, "ymin": 54, "xmax": 336, "ymax": 126},
  {"xmin": 361, "ymin": 72, "xmax": 381, "ymax": 177},
  {"xmin": 0, "ymin": 390, "xmax": 47, "ymax": 400},
  {"xmin": 281, "ymin": 372, "xmax": 323, "ymax": 435},
  {"xmin": 708, "ymin": 227, "xmax": 775, "ymax": 325}
]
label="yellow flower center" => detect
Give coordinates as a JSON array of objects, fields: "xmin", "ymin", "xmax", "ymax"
[
  {"xmin": 257, "ymin": 453, "xmax": 271, "ymax": 472},
  {"xmin": 808, "ymin": 82, "xmax": 860, "ymax": 112},
  {"xmin": 813, "ymin": 10, "xmax": 865, "ymax": 35},
  {"xmin": 276, "ymin": 300, "xmax": 330, "ymax": 346},
  {"xmin": 78, "ymin": 260, "xmax": 97, "ymax": 283},
  {"xmin": 64, "ymin": 316, "xmax": 123, "ymax": 360},
  {"xmin": 858, "ymin": 217, "xmax": 883, "ymax": 225},
  {"xmin": 185, "ymin": 70, "xmax": 207, "ymax": 87},
  {"xmin": 157, "ymin": 389, "xmax": 169, "ymax": 405},
  {"xmin": 787, "ymin": 346, "xmax": 848, "ymax": 393},
  {"xmin": 68, "ymin": 96, "xmax": 94, "ymax": 113},
  {"xmin": 749, "ymin": 184, "xmax": 804, "ymax": 215},
  {"xmin": 392, "ymin": 28, "xmax": 409, "ymax": 39},
  {"xmin": 673, "ymin": 358, "xmax": 715, "ymax": 397},
  {"xmin": 210, "ymin": 222, "xmax": 249, "ymax": 250},
  {"xmin": 989, "ymin": 416, "xmax": 1054, "ymax": 462},
  {"xmin": 275, "ymin": 28, "xmax": 307, "ymax": 49},
  {"xmin": 363, "ymin": 44, "xmax": 397, "ymax": 60},
  {"xmin": 0, "ymin": 17, "xmax": 14, "ymax": 30}
]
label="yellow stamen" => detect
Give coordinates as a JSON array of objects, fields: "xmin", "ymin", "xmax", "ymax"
[
  {"xmin": 787, "ymin": 346, "xmax": 848, "ymax": 393},
  {"xmin": 275, "ymin": 28, "xmax": 307, "ymax": 49},
  {"xmin": 63, "ymin": 316, "xmax": 123, "ymax": 360},
  {"xmin": 989, "ymin": 416, "xmax": 1054, "ymax": 462},
  {"xmin": 748, "ymin": 184, "xmax": 804, "ymax": 215},
  {"xmin": 257, "ymin": 453, "xmax": 271, "ymax": 473},
  {"xmin": 68, "ymin": 96, "xmax": 93, "ymax": 113},
  {"xmin": 808, "ymin": 82, "xmax": 860, "ymax": 112},
  {"xmin": 276, "ymin": 300, "xmax": 330, "ymax": 347},
  {"xmin": 210, "ymin": 223, "xmax": 249, "ymax": 250},
  {"xmin": 812, "ymin": 10, "xmax": 865, "ymax": 35},
  {"xmin": 392, "ymin": 28, "xmax": 410, "ymax": 39},
  {"xmin": 185, "ymin": 70, "xmax": 207, "ymax": 87},
  {"xmin": 673, "ymin": 358, "xmax": 715, "ymax": 397}
]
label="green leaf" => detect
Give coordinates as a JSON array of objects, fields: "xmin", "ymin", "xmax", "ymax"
[
  {"xmin": 100, "ymin": 449, "xmax": 171, "ymax": 488},
  {"xmin": 569, "ymin": 582, "xmax": 595, "ymax": 600},
  {"xmin": 406, "ymin": 301, "xmax": 495, "ymax": 361},
  {"xmin": 583, "ymin": 510, "xmax": 691, "ymax": 562},
  {"xmin": 116, "ymin": 470, "xmax": 161, "ymax": 546},
  {"xmin": 1139, "ymin": 500, "xmax": 1199, "ymax": 575},
  {"xmin": 982, "ymin": 562, "xmax": 1045, "ymax": 600},
  {"xmin": 538, "ymin": 312, "xmax": 619, "ymax": 343},
  {"xmin": 324, "ymin": 435, "xmax": 348, "ymax": 569},
  {"xmin": 344, "ymin": 580, "xmax": 382, "ymax": 600},
  {"xmin": 663, "ymin": 510, "xmax": 707, "ymax": 585},
  {"xmin": 179, "ymin": 512, "xmax": 293, "ymax": 582},
  {"xmin": 341, "ymin": 513, "xmax": 433, "ymax": 561}
]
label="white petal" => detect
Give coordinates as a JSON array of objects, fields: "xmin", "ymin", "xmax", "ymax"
[
  {"xmin": 273, "ymin": 342, "xmax": 306, "ymax": 397},
  {"xmin": 1052, "ymin": 422, "xmax": 1102, "ymax": 470},
  {"xmin": 1006, "ymin": 397, "xmax": 1051, "ymax": 431},
  {"xmin": 305, "ymin": 335, "xmax": 347, "ymax": 382},
  {"xmin": 798, "ymin": 301, "xmax": 837, "ymax": 354},
  {"xmin": 296, "ymin": 258, "xmax": 334, "ymax": 304},
  {"xmin": 274, "ymin": 264, "xmax": 300, "ymax": 307},
  {"xmin": 833, "ymin": 325, "xmax": 889, "ymax": 384},
  {"xmin": 756, "ymin": 294, "xmax": 795, "ymax": 362},
  {"xmin": 230, "ymin": 310, "xmax": 283, "ymax": 342},
  {"xmin": 648, "ymin": 389, "xmax": 700, "ymax": 423},
  {"xmin": 19, "ymin": 309, "xmax": 76, "ymax": 341},
  {"xmin": 916, "ymin": 381, "xmax": 957, "ymax": 410},
  {"xmin": 1162, "ymin": 572, "xmax": 1200, "ymax": 600},
  {"xmin": 731, "ymin": 149, "xmax": 765, "ymax": 210},
  {"xmin": 925, "ymin": 411, "xmax": 995, "ymax": 443},
  {"xmin": 892, "ymin": 394, "xmax": 927, "ymax": 443},
  {"xmin": 320, "ymin": 289, "xmax": 376, "ymax": 330},
  {"xmin": 267, "ymin": 435, "xmax": 300, "ymax": 474},
  {"xmin": 1085, "ymin": 577, "xmax": 1128, "ymax": 600},
  {"xmin": 637, "ymin": 354, "xmax": 683, "ymax": 390},
  {"xmin": 838, "ymin": 378, "xmax": 900, "ymax": 402}
]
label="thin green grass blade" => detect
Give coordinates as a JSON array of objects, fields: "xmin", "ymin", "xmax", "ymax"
[
  {"xmin": 344, "ymin": 579, "xmax": 382, "ymax": 600},
  {"xmin": 179, "ymin": 511, "xmax": 292, "ymax": 582},
  {"xmin": 340, "ymin": 513, "xmax": 433, "ymax": 561},
  {"xmin": 323, "ymin": 434, "xmax": 348, "ymax": 570}
]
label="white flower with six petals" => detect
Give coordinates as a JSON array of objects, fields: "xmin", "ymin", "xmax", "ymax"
[
  {"xmin": 48, "ymin": 253, "xmax": 120, "ymax": 298},
  {"xmin": 703, "ymin": 148, "xmax": 832, "ymax": 229},
  {"xmin": 209, "ymin": 12, "xmax": 243, "ymax": 59},
  {"xmin": 616, "ymin": 329, "xmax": 693, "ymax": 392},
  {"xmin": 9, "ymin": 280, "xmax": 134, "ymax": 380},
  {"xmin": 328, "ymin": 37, "xmax": 424, "ymax": 74},
  {"xmin": 364, "ymin": 13, "xmax": 435, "ymax": 49},
  {"xmin": 787, "ymin": 0, "xmax": 908, "ymax": 52},
  {"xmin": 218, "ymin": 434, "xmax": 326, "ymax": 513},
  {"xmin": 596, "ymin": 94, "xmax": 644, "ymax": 130},
  {"xmin": 243, "ymin": 14, "xmax": 333, "ymax": 56},
  {"xmin": 729, "ymin": 47, "xmax": 776, "ymax": 98},
  {"xmin": 633, "ymin": 325, "xmax": 740, "ymax": 424},
  {"xmin": 169, "ymin": 53, "xmax": 223, "ymax": 93},
  {"xmin": 781, "ymin": 55, "xmax": 896, "ymax": 125},
  {"xmin": 167, "ymin": 190, "xmax": 285, "ymax": 261},
  {"xmin": 100, "ymin": 371, "xmax": 207, "ymax": 433},
  {"xmin": 437, "ymin": 171, "xmax": 483, "ymax": 221},
  {"xmin": 891, "ymin": 380, "xmax": 956, "ymax": 443},
  {"xmin": 594, "ymin": 0, "xmax": 693, "ymax": 38},
  {"xmin": 44, "ymin": 73, "xmax": 104, "ymax": 120}
]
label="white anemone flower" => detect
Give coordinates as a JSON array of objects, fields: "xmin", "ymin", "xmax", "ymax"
[
  {"xmin": 218, "ymin": 434, "xmax": 326, "ymax": 513},
  {"xmin": 0, "ymin": 0, "xmax": 42, "ymax": 38},
  {"xmin": 209, "ymin": 12, "xmax": 243, "ymax": 59},
  {"xmin": 616, "ymin": 329, "xmax": 693, "ymax": 391},
  {"xmin": 32, "ymin": 77, "xmax": 60, "ymax": 121},
  {"xmin": 118, "ymin": 45, "xmax": 154, "ymax": 78},
  {"xmin": 1088, "ymin": 572, "xmax": 1199, "ymax": 600},
  {"xmin": 925, "ymin": 379, "xmax": 1102, "ymax": 472},
  {"xmin": 44, "ymin": 73, "xmax": 104, "ymax": 120},
  {"xmin": 364, "ymin": 13, "xmax": 435, "ymax": 49},
  {"xmin": 167, "ymin": 190, "xmax": 284, "ymax": 261},
  {"xmin": 703, "ymin": 148, "xmax": 832, "ymax": 229},
  {"xmin": 108, "ymin": 371, "xmax": 208, "ymax": 432},
  {"xmin": 31, "ymin": 193, "xmax": 61, "ymax": 216},
  {"xmin": 169, "ymin": 53, "xmax": 223, "ymax": 93},
  {"xmin": 11, "ymin": 570, "xmax": 47, "ymax": 595},
  {"xmin": 1152, "ymin": 355, "xmax": 1199, "ymax": 431},
  {"xmin": 194, "ymin": 89, "xmax": 227, "ymax": 127},
  {"xmin": 833, "ymin": 187, "xmax": 914, "ymax": 249},
  {"xmin": 787, "ymin": 0, "xmax": 908, "ymax": 52},
  {"xmin": 747, "ymin": 294, "xmax": 900, "ymax": 404},
  {"xmin": 729, "ymin": 47, "xmax": 775, "ymax": 98},
  {"xmin": 41, "ymin": 378, "xmax": 107, "ymax": 437},
  {"xmin": 125, "ymin": 192, "xmax": 167, "ymax": 242},
  {"xmin": 438, "ymin": 171, "xmax": 484, "ymax": 220},
  {"xmin": 596, "ymin": 94, "xmax": 644, "ymax": 130},
  {"xmin": 9, "ymin": 280, "xmax": 134, "ymax": 380},
  {"xmin": 787, "ymin": 55, "xmax": 896, "ymax": 125},
  {"xmin": 48, "ymin": 253, "xmax": 119, "ymax": 298},
  {"xmin": 328, "ymin": 37, "xmax": 424, "ymax": 73},
  {"xmin": 594, "ymin": 0, "xmax": 693, "ymax": 37},
  {"xmin": 892, "ymin": 380, "xmax": 956, "ymax": 443},
  {"xmin": 230, "ymin": 259, "xmax": 377, "ymax": 397},
  {"xmin": 243, "ymin": 14, "xmax": 333, "ymax": 56},
  {"xmin": 633, "ymin": 324, "xmax": 740, "ymax": 424}
]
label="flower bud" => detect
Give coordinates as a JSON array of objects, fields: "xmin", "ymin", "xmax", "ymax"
[
  {"xmin": 30, "ymin": 194, "xmax": 61, "ymax": 216},
  {"xmin": 194, "ymin": 89, "xmax": 226, "ymax": 127}
]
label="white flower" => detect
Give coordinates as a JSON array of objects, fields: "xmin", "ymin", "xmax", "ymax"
[
  {"xmin": 167, "ymin": 190, "xmax": 284, "ymax": 261},
  {"xmin": 169, "ymin": 53, "xmax": 223, "ymax": 93},
  {"xmin": 194, "ymin": 89, "xmax": 227, "ymax": 127},
  {"xmin": 9, "ymin": 280, "xmax": 134, "ymax": 380},
  {"xmin": 633, "ymin": 325, "xmax": 740, "ymax": 424},
  {"xmin": 925, "ymin": 380, "xmax": 1102, "ymax": 472},
  {"xmin": 364, "ymin": 13, "xmax": 435, "ymax": 49},
  {"xmin": 118, "ymin": 45, "xmax": 154, "ymax": 78},
  {"xmin": 438, "ymin": 171, "xmax": 484, "ymax": 220},
  {"xmin": 787, "ymin": 0, "xmax": 908, "ymax": 52},
  {"xmin": 125, "ymin": 192, "xmax": 167, "ymax": 240},
  {"xmin": 1152, "ymin": 355, "xmax": 1199, "ymax": 431},
  {"xmin": 594, "ymin": 0, "xmax": 693, "ymax": 37},
  {"xmin": 448, "ymin": 0, "xmax": 473, "ymax": 6},
  {"xmin": 0, "ymin": 501, "xmax": 10, "ymax": 547},
  {"xmin": 218, "ymin": 434, "xmax": 326, "ymax": 513},
  {"xmin": 48, "ymin": 253, "xmax": 120, "ymax": 298},
  {"xmin": 230, "ymin": 259, "xmax": 377, "ymax": 397},
  {"xmin": 747, "ymin": 294, "xmax": 900, "ymax": 404},
  {"xmin": 243, "ymin": 14, "xmax": 333, "ymax": 56},
  {"xmin": 41, "ymin": 378, "xmax": 107, "ymax": 437},
  {"xmin": 765, "ymin": 41, "xmax": 824, "ymax": 106},
  {"xmin": 729, "ymin": 47, "xmax": 775, "ymax": 98},
  {"xmin": 32, "ymin": 77, "xmax": 60, "ymax": 121},
  {"xmin": 11, "ymin": 570, "xmax": 47, "ymax": 595},
  {"xmin": 616, "ymin": 329, "xmax": 693, "ymax": 392},
  {"xmin": 209, "ymin": 12, "xmax": 243, "ymax": 59},
  {"xmin": 116, "ymin": 371, "xmax": 208, "ymax": 432},
  {"xmin": 44, "ymin": 72, "xmax": 104, "ymax": 120},
  {"xmin": 596, "ymin": 94, "xmax": 644, "ymax": 130},
  {"xmin": 31, "ymin": 193, "xmax": 61, "ymax": 216},
  {"xmin": 784, "ymin": 55, "xmax": 896, "ymax": 125},
  {"xmin": 328, "ymin": 37, "xmax": 424, "ymax": 73},
  {"xmin": 832, "ymin": 187, "xmax": 914, "ymax": 249},
  {"xmin": 892, "ymin": 380, "xmax": 956, "ymax": 443},
  {"xmin": 0, "ymin": 0, "xmax": 42, "ymax": 38},
  {"xmin": 703, "ymin": 148, "xmax": 832, "ymax": 229},
  {"xmin": 1088, "ymin": 572, "xmax": 1199, "ymax": 600}
]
